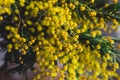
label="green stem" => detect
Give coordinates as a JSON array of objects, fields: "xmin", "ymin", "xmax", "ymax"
[
  {"xmin": 109, "ymin": 51, "xmax": 116, "ymax": 63},
  {"xmin": 111, "ymin": 37, "xmax": 120, "ymax": 42}
]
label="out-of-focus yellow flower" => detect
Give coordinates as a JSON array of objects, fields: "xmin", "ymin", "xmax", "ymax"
[
  {"xmin": 90, "ymin": 11, "xmax": 97, "ymax": 17},
  {"xmin": 80, "ymin": 6, "xmax": 86, "ymax": 11},
  {"xmin": 113, "ymin": 0, "xmax": 118, "ymax": 4},
  {"xmin": 96, "ymin": 44, "xmax": 101, "ymax": 49},
  {"xmin": 90, "ymin": 0, "xmax": 95, "ymax": 3}
]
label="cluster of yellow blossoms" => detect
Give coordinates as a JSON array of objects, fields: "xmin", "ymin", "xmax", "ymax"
[
  {"xmin": 0, "ymin": 0, "xmax": 120, "ymax": 80},
  {"xmin": 0, "ymin": 0, "xmax": 15, "ymax": 15}
]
